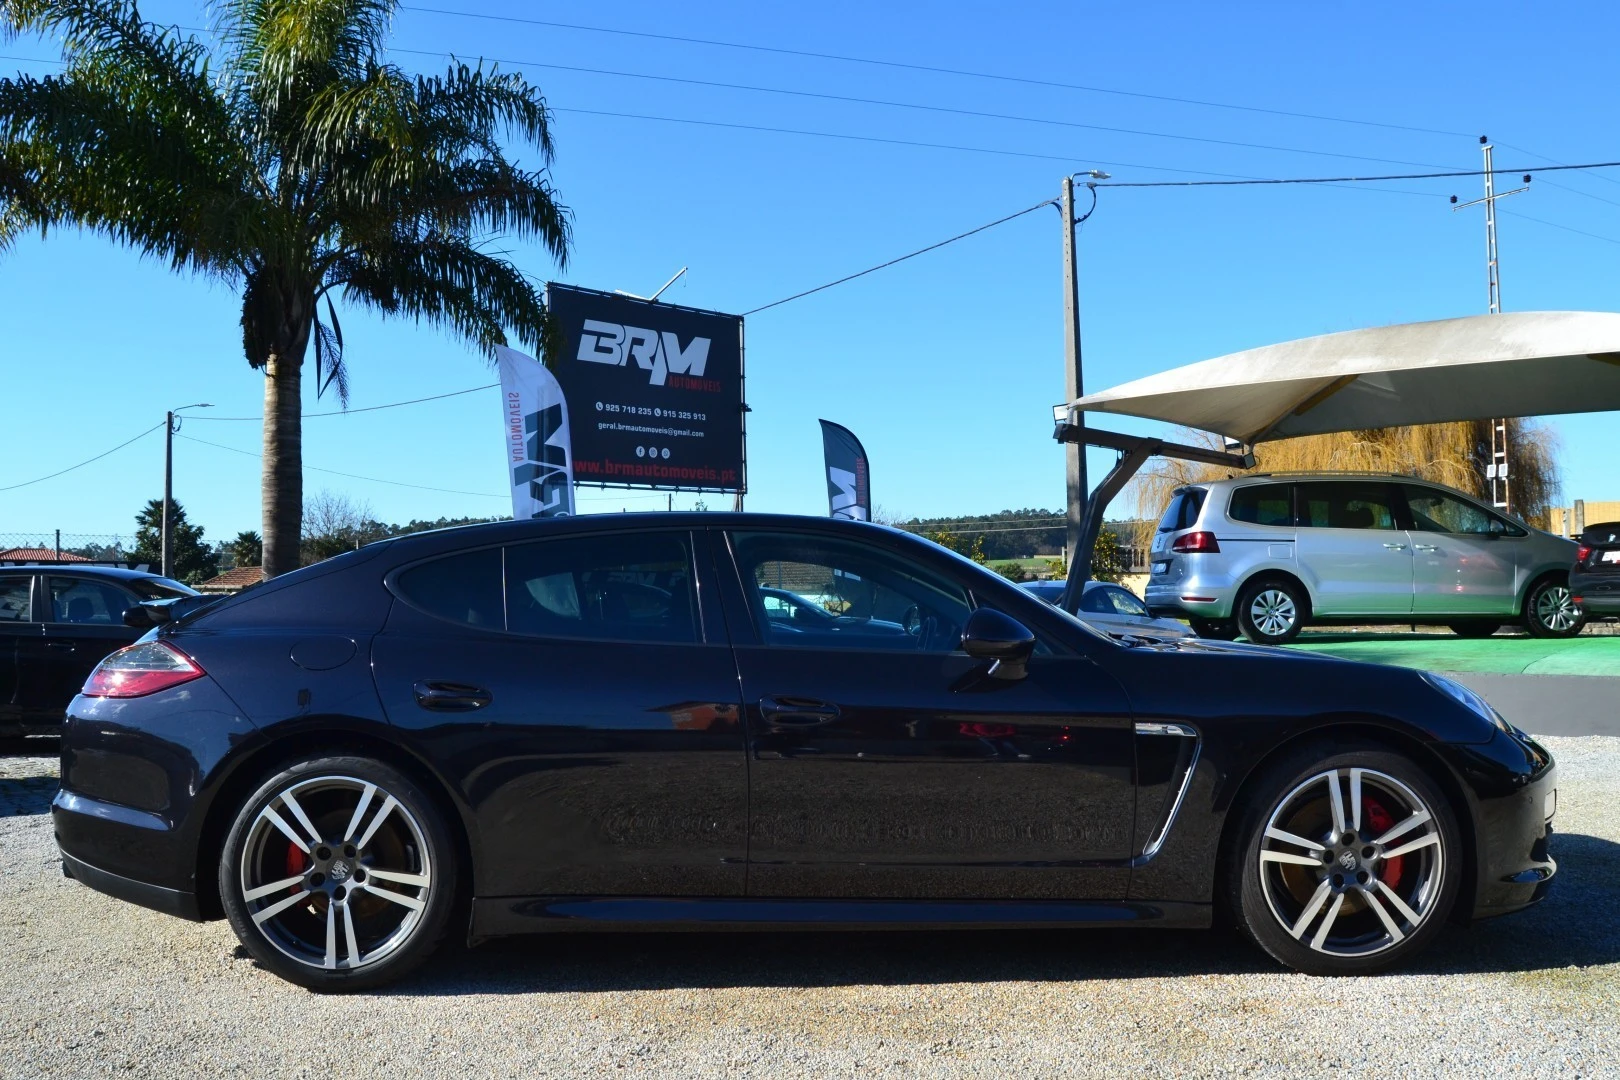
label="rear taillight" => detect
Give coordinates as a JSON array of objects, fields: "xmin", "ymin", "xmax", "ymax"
[
  {"xmin": 82, "ymin": 640, "xmax": 205, "ymax": 698},
  {"xmin": 1171, "ymin": 531, "xmax": 1221, "ymax": 554},
  {"xmin": 1577, "ymin": 545, "xmax": 1593, "ymax": 564}
]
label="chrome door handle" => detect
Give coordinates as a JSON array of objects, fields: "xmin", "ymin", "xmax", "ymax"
[
  {"xmin": 759, "ymin": 696, "xmax": 841, "ymax": 726},
  {"xmin": 1383, "ymin": 543, "xmax": 1407, "ymax": 550},
  {"xmin": 412, "ymin": 681, "xmax": 492, "ymax": 712},
  {"xmin": 1413, "ymin": 544, "xmax": 1439, "ymax": 552}
]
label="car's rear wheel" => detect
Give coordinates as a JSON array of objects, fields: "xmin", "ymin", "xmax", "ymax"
[
  {"xmin": 1189, "ymin": 618, "xmax": 1241, "ymax": 641},
  {"xmin": 1236, "ymin": 578, "xmax": 1307, "ymax": 645},
  {"xmin": 1524, "ymin": 577, "xmax": 1586, "ymax": 639},
  {"xmin": 219, "ymin": 756, "xmax": 457, "ymax": 991},
  {"xmin": 1447, "ymin": 621, "xmax": 1502, "ymax": 638},
  {"xmin": 1230, "ymin": 744, "xmax": 1460, "ymax": 975}
]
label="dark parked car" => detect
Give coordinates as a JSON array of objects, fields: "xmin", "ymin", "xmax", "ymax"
[
  {"xmin": 1021, "ymin": 579, "xmax": 1194, "ymax": 640},
  {"xmin": 0, "ymin": 564, "xmax": 197, "ymax": 735},
  {"xmin": 1571, "ymin": 522, "xmax": 1620, "ymax": 618},
  {"xmin": 54, "ymin": 515, "xmax": 1557, "ymax": 990}
]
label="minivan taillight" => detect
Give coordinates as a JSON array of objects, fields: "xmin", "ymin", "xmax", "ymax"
[
  {"xmin": 83, "ymin": 640, "xmax": 205, "ymax": 698},
  {"xmin": 1171, "ymin": 531, "xmax": 1221, "ymax": 554}
]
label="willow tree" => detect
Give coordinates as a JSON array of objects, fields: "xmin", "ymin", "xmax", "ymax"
[
  {"xmin": 0, "ymin": 0, "xmax": 570, "ymax": 576},
  {"xmin": 1129, "ymin": 418, "xmax": 1561, "ymax": 539}
]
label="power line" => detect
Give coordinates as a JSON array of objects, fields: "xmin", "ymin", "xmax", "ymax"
[
  {"xmin": 1497, "ymin": 142, "xmax": 1620, "ymax": 189},
  {"xmin": 0, "ymin": 51, "xmax": 1446, "ymax": 194},
  {"xmin": 1094, "ymin": 159, "xmax": 1620, "ymax": 189},
  {"xmin": 191, "ymin": 382, "xmax": 499, "ymax": 421},
  {"xmin": 175, "ymin": 433, "xmax": 507, "ymax": 499},
  {"xmin": 744, "ymin": 199, "xmax": 1053, "ymax": 315},
  {"xmin": 1500, "ymin": 208, "xmax": 1620, "ymax": 247},
  {"xmin": 392, "ymin": 47, "xmax": 1460, "ymax": 172},
  {"xmin": 398, "ymin": 5, "xmax": 1471, "ymax": 138},
  {"xmin": 0, "ymin": 422, "xmax": 163, "ymax": 492}
]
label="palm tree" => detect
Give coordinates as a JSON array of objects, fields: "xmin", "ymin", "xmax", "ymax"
[{"xmin": 0, "ymin": 0, "xmax": 570, "ymax": 576}]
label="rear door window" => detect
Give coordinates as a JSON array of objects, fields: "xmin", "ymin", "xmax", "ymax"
[
  {"xmin": 0, "ymin": 575, "xmax": 31, "ymax": 622},
  {"xmin": 505, "ymin": 532, "xmax": 697, "ymax": 644},
  {"xmin": 1294, "ymin": 482, "xmax": 1398, "ymax": 531},
  {"xmin": 1228, "ymin": 484, "xmax": 1295, "ymax": 527},
  {"xmin": 46, "ymin": 577, "xmax": 137, "ymax": 624}
]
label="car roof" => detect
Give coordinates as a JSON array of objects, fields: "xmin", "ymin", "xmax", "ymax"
[
  {"xmin": 0, "ymin": 563, "xmax": 172, "ymax": 581},
  {"xmin": 378, "ymin": 512, "xmax": 921, "ymax": 551}
]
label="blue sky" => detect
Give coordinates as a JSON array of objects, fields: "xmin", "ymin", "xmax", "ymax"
[{"xmin": 4, "ymin": 1, "xmax": 1619, "ymax": 542}]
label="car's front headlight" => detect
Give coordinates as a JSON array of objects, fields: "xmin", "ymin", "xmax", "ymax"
[{"xmin": 1419, "ymin": 670, "xmax": 1512, "ymax": 735}]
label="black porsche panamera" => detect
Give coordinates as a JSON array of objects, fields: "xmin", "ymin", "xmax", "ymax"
[{"xmin": 53, "ymin": 514, "xmax": 1557, "ymax": 990}]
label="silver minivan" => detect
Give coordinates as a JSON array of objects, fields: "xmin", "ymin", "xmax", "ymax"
[{"xmin": 1143, "ymin": 474, "xmax": 1583, "ymax": 644}]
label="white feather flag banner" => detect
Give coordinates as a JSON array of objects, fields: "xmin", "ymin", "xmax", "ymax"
[{"xmin": 496, "ymin": 346, "xmax": 575, "ymax": 518}]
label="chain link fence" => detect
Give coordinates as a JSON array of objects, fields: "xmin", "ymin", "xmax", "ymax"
[{"xmin": 0, "ymin": 533, "xmax": 142, "ymax": 566}]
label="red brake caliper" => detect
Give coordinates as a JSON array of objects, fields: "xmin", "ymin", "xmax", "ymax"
[
  {"xmin": 1363, "ymin": 797, "xmax": 1404, "ymax": 890},
  {"xmin": 284, "ymin": 842, "xmax": 309, "ymax": 892}
]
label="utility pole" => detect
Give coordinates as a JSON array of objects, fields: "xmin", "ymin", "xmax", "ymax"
[
  {"xmin": 1059, "ymin": 171, "xmax": 1109, "ymax": 571},
  {"xmin": 1452, "ymin": 137, "xmax": 1530, "ymax": 513},
  {"xmin": 162, "ymin": 410, "xmax": 174, "ymax": 577},
  {"xmin": 1061, "ymin": 176, "xmax": 1087, "ymax": 569},
  {"xmin": 161, "ymin": 403, "xmax": 212, "ymax": 577}
]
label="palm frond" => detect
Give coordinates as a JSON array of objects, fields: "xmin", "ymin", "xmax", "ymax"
[{"xmin": 332, "ymin": 231, "xmax": 549, "ymax": 358}]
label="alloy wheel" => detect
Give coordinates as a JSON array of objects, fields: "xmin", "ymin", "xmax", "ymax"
[
  {"xmin": 1248, "ymin": 588, "xmax": 1298, "ymax": 639},
  {"xmin": 1258, "ymin": 767, "xmax": 1444, "ymax": 958},
  {"xmin": 238, "ymin": 775, "xmax": 433, "ymax": 973},
  {"xmin": 1535, "ymin": 585, "xmax": 1580, "ymax": 633}
]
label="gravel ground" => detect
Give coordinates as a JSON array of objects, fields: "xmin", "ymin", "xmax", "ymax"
[{"xmin": 2, "ymin": 737, "xmax": 1617, "ymax": 1079}]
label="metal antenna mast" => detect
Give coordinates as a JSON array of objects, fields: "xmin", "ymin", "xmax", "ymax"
[{"xmin": 1451, "ymin": 137, "xmax": 1530, "ymax": 512}]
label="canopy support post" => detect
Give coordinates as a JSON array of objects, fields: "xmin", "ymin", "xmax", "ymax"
[{"xmin": 1053, "ymin": 415, "xmax": 1255, "ymax": 615}]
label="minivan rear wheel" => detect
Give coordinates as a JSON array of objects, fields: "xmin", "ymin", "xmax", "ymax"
[
  {"xmin": 1237, "ymin": 578, "xmax": 1307, "ymax": 645},
  {"xmin": 1524, "ymin": 577, "xmax": 1586, "ymax": 639}
]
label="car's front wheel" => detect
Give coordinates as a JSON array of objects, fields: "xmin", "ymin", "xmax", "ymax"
[
  {"xmin": 1236, "ymin": 578, "xmax": 1307, "ymax": 645},
  {"xmin": 219, "ymin": 755, "xmax": 458, "ymax": 991},
  {"xmin": 1524, "ymin": 577, "xmax": 1586, "ymax": 639},
  {"xmin": 1230, "ymin": 744, "xmax": 1461, "ymax": 975}
]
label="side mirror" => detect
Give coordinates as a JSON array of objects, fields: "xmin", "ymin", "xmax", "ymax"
[{"xmin": 960, "ymin": 608, "xmax": 1036, "ymax": 681}]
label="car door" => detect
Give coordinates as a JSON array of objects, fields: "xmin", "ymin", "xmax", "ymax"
[
  {"xmin": 719, "ymin": 527, "xmax": 1136, "ymax": 901},
  {"xmin": 371, "ymin": 528, "xmax": 748, "ymax": 899},
  {"xmin": 1400, "ymin": 485, "xmax": 1524, "ymax": 615},
  {"xmin": 41, "ymin": 576, "xmax": 146, "ymax": 711},
  {"xmin": 0, "ymin": 573, "xmax": 40, "ymax": 727},
  {"xmin": 1292, "ymin": 481, "xmax": 1414, "ymax": 615}
]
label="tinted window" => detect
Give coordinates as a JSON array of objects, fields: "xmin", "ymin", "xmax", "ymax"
[
  {"xmin": 1229, "ymin": 484, "xmax": 1295, "ymax": 527},
  {"xmin": 0, "ymin": 575, "xmax": 31, "ymax": 622},
  {"xmin": 395, "ymin": 547, "xmax": 504, "ymax": 628},
  {"xmin": 506, "ymin": 532, "xmax": 696, "ymax": 643},
  {"xmin": 1078, "ymin": 586, "xmax": 1113, "ymax": 614},
  {"xmin": 1105, "ymin": 587, "xmax": 1150, "ymax": 618},
  {"xmin": 47, "ymin": 577, "xmax": 136, "ymax": 624},
  {"xmin": 732, "ymin": 532, "xmax": 972, "ymax": 653},
  {"xmin": 1157, "ymin": 488, "xmax": 1208, "ymax": 533},
  {"xmin": 1295, "ymin": 482, "xmax": 1397, "ymax": 531},
  {"xmin": 1403, "ymin": 485, "xmax": 1518, "ymax": 536}
]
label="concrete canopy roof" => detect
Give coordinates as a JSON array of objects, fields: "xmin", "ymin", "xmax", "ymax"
[{"xmin": 1068, "ymin": 311, "xmax": 1620, "ymax": 445}]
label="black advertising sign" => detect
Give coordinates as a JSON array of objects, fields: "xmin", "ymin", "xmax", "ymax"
[
  {"xmin": 548, "ymin": 284, "xmax": 745, "ymax": 492},
  {"xmin": 818, "ymin": 419, "xmax": 871, "ymax": 520}
]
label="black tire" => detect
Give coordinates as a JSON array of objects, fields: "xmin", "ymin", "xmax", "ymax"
[
  {"xmin": 219, "ymin": 755, "xmax": 458, "ymax": 991},
  {"xmin": 1226, "ymin": 742, "xmax": 1461, "ymax": 976},
  {"xmin": 1523, "ymin": 576, "xmax": 1586, "ymax": 639},
  {"xmin": 1235, "ymin": 578, "xmax": 1307, "ymax": 645},
  {"xmin": 1189, "ymin": 618, "xmax": 1241, "ymax": 641},
  {"xmin": 1447, "ymin": 622, "xmax": 1503, "ymax": 638}
]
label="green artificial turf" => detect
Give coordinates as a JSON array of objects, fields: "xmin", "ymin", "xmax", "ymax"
[{"xmin": 1285, "ymin": 632, "xmax": 1620, "ymax": 676}]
